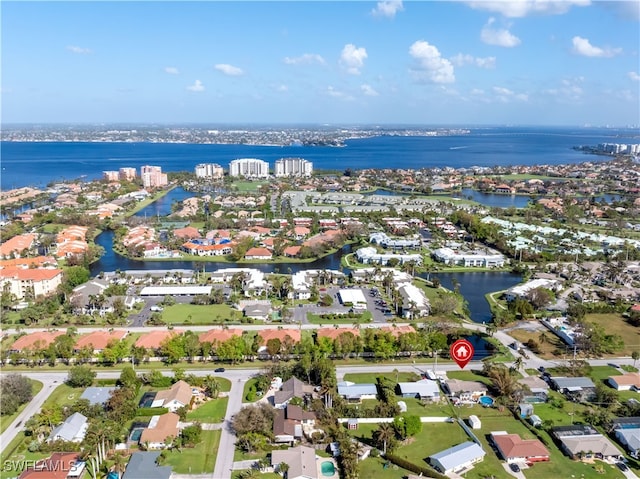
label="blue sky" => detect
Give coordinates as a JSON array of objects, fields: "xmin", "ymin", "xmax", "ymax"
[{"xmin": 2, "ymin": 1, "xmax": 639, "ymax": 126}]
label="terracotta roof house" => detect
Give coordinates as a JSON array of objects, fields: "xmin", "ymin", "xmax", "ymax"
[
  {"xmin": 380, "ymin": 325, "xmax": 416, "ymax": 337},
  {"xmin": 151, "ymin": 380, "xmax": 193, "ymax": 412},
  {"xmin": 9, "ymin": 331, "xmax": 65, "ymax": 352},
  {"xmin": 74, "ymin": 330, "xmax": 127, "ymax": 352},
  {"xmin": 172, "ymin": 227, "xmax": 201, "ymax": 240},
  {"xmin": 316, "ymin": 327, "xmax": 360, "ymax": 341},
  {"xmin": 271, "ymin": 445, "xmax": 318, "ymax": 479},
  {"xmin": 0, "ymin": 233, "xmax": 37, "ymax": 259},
  {"xmin": 18, "ymin": 453, "xmax": 84, "ymax": 479},
  {"xmin": 135, "ymin": 330, "xmax": 183, "ymax": 350},
  {"xmin": 0, "ymin": 256, "xmax": 57, "ymax": 269},
  {"xmin": 259, "ymin": 328, "xmax": 301, "ymax": 346},
  {"xmin": 244, "ymin": 247, "xmax": 273, "ymax": 260},
  {"xmin": 199, "ymin": 328, "xmax": 243, "ymax": 345},
  {"xmin": 139, "ymin": 413, "xmax": 180, "ymax": 449},
  {"xmin": 283, "ymin": 245, "xmax": 301, "ymax": 258},
  {"xmin": 608, "ymin": 373, "xmax": 640, "ymax": 391},
  {"xmin": 491, "ymin": 432, "xmax": 550, "ymax": 463}
]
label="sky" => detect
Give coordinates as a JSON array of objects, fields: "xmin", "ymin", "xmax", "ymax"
[{"xmin": 2, "ymin": 1, "xmax": 639, "ymax": 126}]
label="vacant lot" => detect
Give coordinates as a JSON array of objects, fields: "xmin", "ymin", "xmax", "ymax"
[{"xmin": 162, "ymin": 303, "xmax": 238, "ymax": 325}]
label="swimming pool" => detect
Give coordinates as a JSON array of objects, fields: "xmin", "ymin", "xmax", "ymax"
[
  {"xmin": 478, "ymin": 396, "xmax": 494, "ymax": 407},
  {"xmin": 129, "ymin": 428, "xmax": 144, "ymax": 442},
  {"xmin": 321, "ymin": 461, "xmax": 336, "ymax": 477}
]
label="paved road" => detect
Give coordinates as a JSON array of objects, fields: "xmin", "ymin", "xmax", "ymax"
[{"xmin": 212, "ymin": 377, "xmax": 246, "ymax": 479}]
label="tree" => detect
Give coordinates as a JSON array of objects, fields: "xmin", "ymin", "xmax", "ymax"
[
  {"xmin": 181, "ymin": 422, "xmax": 202, "ymax": 447},
  {"xmin": 118, "ymin": 365, "xmax": 139, "ymax": 389},
  {"xmin": 232, "ymin": 403, "xmax": 275, "ymax": 436},
  {"xmin": 0, "ymin": 374, "xmax": 33, "ymax": 415},
  {"xmin": 373, "ymin": 422, "xmax": 396, "ymax": 454},
  {"xmin": 632, "ymin": 351, "xmax": 639, "ymax": 368},
  {"xmin": 66, "ymin": 365, "xmax": 96, "ymax": 387},
  {"xmin": 203, "ymin": 375, "xmax": 220, "ymax": 399}
]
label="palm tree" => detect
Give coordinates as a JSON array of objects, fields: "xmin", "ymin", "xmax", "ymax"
[
  {"xmin": 373, "ymin": 422, "xmax": 395, "ymax": 455},
  {"xmin": 278, "ymin": 461, "xmax": 289, "ymax": 478}
]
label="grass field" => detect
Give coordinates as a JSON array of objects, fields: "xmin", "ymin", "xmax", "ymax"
[
  {"xmin": 186, "ymin": 397, "xmax": 229, "ymax": 423},
  {"xmin": 161, "ymin": 303, "xmax": 238, "ymax": 325},
  {"xmin": 358, "ymin": 456, "xmax": 414, "ymax": 479},
  {"xmin": 585, "ymin": 313, "xmax": 640, "ymax": 357},
  {"xmin": 232, "ymin": 181, "xmax": 268, "ymax": 192},
  {"xmin": 163, "ymin": 429, "xmax": 221, "ymax": 473},
  {"xmin": 0, "ymin": 379, "xmax": 43, "ymax": 433}
]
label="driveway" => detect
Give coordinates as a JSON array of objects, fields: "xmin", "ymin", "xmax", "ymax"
[
  {"xmin": 502, "ymin": 462, "xmax": 526, "ymax": 479},
  {"xmin": 211, "ymin": 377, "xmax": 247, "ymax": 479}
]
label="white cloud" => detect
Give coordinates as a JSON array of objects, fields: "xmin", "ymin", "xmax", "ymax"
[
  {"xmin": 481, "ymin": 18, "xmax": 521, "ymax": 47},
  {"xmin": 326, "ymin": 86, "xmax": 355, "ymax": 101},
  {"xmin": 66, "ymin": 45, "xmax": 91, "ymax": 54},
  {"xmin": 450, "ymin": 53, "xmax": 496, "ymax": 69},
  {"xmin": 408, "ymin": 40, "xmax": 455, "ymax": 84},
  {"xmin": 371, "ymin": 0, "xmax": 404, "ymax": 18},
  {"xmin": 214, "ymin": 64, "xmax": 244, "ymax": 76},
  {"xmin": 340, "ymin": 44, "xmax": 368, "ymax": 75},
  {"xmin": 283, "ymin": 53, "xmax": 326, "ymax": 65},
  {"xmin": 164, "ymin": 67, "xmax": 179, "ymax": 75},
  {"xmin": 467, "ymin": 0, "xmax": 590, "ymax": 17},
  {"xmin": 492, "ymin": 86, "xmax": 528, "ymax": 102},
  {"xmin": 276, "ymin": 84, "xmax": 289, "ymax": 92},
  {"xmin": 361, "ymin": 84, "xmax": 380, "ymax": 96},
  {"xmin": 187, "ymin": 80, "xmax": 205, "ymax": 92},
  {"xmin": 629, "ymin": 72, "xmax": 640, "ymax": 82},
  {"xmin": 572, "ymin": 36, "xmax": 621, "ymax": 57},
  {"xmin": 470, "ymin": 88, "xmax": 485, "ymax": 95}
]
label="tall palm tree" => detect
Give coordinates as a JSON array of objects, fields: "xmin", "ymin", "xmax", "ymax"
[{"xmin": 373, "ymin": 422, "xmax": 395, "ymax": 455}]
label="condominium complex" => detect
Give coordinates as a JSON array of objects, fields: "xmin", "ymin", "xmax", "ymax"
[
  {"xmin": 141, "ymin": 165, "xmax": 168, "ymax": 188},
  {"xmin": 274, "ymin": 157, "xmax": 313, "ymax": 177},
  {"xmin": 195, "ymin": 163, "xmax": 224, "ymax": 179},
  {"xmin": 102, "ymin": 170, "xmax": 120, "ymax": 182},
  {"xmin": 229, "ymin": 158, "xmax": 269, "ymax": 178},
  {"xmin": 103, "ymin": 167, "xmax": 137, "ymax": 182}
]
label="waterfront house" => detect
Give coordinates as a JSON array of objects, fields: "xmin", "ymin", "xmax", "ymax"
[
  {"xmin": 429, "ymin": 441, "xmax": 486, "ymax": 475},
  {"xmin": 244, "ymin": 247, "xmax": 273, "ymax": 260},
  {"xmin": 491, "ymin": 432, "xmax": 550, "ymax": 463}
]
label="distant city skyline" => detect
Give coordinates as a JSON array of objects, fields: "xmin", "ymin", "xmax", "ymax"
[{"xmin": 2, "ymin": 1, "xmax": 639, "ymax": 126}]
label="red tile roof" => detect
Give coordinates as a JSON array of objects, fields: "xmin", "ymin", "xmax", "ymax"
[
  {"xmin": 18, "ymin": 452, "xmax": 80, "ymax": 479},
  {"xmin": 259, "ymin": 329, "xmax": 301, "ymax": 344},
  {"xmin": 10, "ymin": 331, "xmax": 65, "ymax": 351},
  {"xmin": 317, "ymin": 327, "xmax": 361, "ymax": 340},
  {"xmin": 245, "ymin": 247, "xmax": 272, "ymax": 258},
  {"xmin": 492, "ymin": 433, "xmax": 550, "ymax": 460},
  {"xmin": 74, "ymin": 330, "xmax": 127, "ymax": 350},
  {"xmin": 199, "ymin": 328, "xmax": 243, "ymax": 344},
  {"xmin": 135, "ymin": 330, "xmax": 183, "ymax": 349},
  {"xmin": 0, "ymin": 234, "xmax": 36, "ymax": 257}
]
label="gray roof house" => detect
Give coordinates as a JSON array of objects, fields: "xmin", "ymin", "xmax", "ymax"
[
  {"xmin": 550, "ymin": 377, "xmax": 596, "ymax": 402},
  {"xmin": 337, "ymin": 381, "xmax": 377, "ymax": 402},
  {"xmin": 429, "ymin": 441, "xmax": 486, "ymax": 475},
  {"xmin": 48, "ymin": 412, "xmax": 88, "ymax": 443},
  {"xmin": 122, "ymin": 451, "xmax": 172, "ymax": 479},
  {"xmin": 398, "ymin": 379, "xmax": 440, "ymax": 401},
  {"xmin": 80, "ymin": 386, "xmax": 117, "ymax": 405},
  {"xmin": 614, "ymin": 428, "xmax": 640, "ymax": 457},
  {"xmin": 552, "ymin": 425, "xmax": 623, "ymax": 461},
  {"xmin": 271, "ymin": 445, "xmax": 318, "ymax": 479},
  {"xmin": 274, "ymin": 377, "xmax": 315, "ymax": 408},
  {"xmin": 517, "ymin": 376, "xmax": 549, "ymax": 403}
]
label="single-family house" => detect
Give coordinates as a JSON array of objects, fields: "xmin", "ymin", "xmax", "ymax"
[
  {"xmin": 198, "ymin": 328, "xmax": 243, "ymax": 346},
  {"xmin": 337, "ymin": 381, "xmax": 377, "ymax": 403},
  {"xmin": 244, "ymin": 247, "xmax": 273, "ymax": 260},
  {"xmin": 550, "ymin": 377, "xmax": 596, "ymax": 402},
  {"xmin": 48, "ymin": 412, "xmax": 88, "ymax": 443},
  {"xmin": 271, "ymin": 445, "xmax": 318, "ymax": 479},
  {"xmin": 518, "ymin": 376, "xmax": 549, "ymax": 403},
  {"xmin": 74, "ymin": 330, "xmax": 127, "ymax": 353},
  {"xmin": 8, "ymin": 331, "xmax": 65, "ymax": 353},
  {"xmin": 121, "ymin": 451, "xmax": 172, "ymax": 479},
  {"xmin": 18, "ymin": 453, "xmax": 84, "ymax": 479},
  {"xmin": 444, "ymin": 379, "xmax": 488, "ymax": 403},
  {"xmin": 491, "ymin": 432, "xmax": 550, "ymax": 463},
  {"xmin": 139, "ymin": 413, "xmax": 180, "ymax": 449},
  {"xmin": 552, "ymin": 425, "xmax": 623, "ymax": 461},
  {"xmin": 243, "ymin": 302, "xmax": 272, "ymax": 321},
  {"xmin": 135, "ymin": 330, "xmax": 183, "ymax": 351},
  {"xmin": 273, "ymin": 404, "xmax": 317, "ymax": 443},
  {"xmin": 608, "ymin": 373, "xmax": 640, "ymax": 391},
  {"xmin": 397, "ymin": 379, "xmax": 440, "ymax": 401},
  {"xmin": 429, "ymin": 441, "xmax": 486, "ymax": 475},
  {"xmin": 151, "ymin": 380, "xmax": 193, "ymax": 412},
  {"xmin": 274, "ymin": 377, "xmax": 315, "ymax": 408},
  {"xmin": 258, "ymin": 329, "xmax": 301, "ymax": 352},
  {"xmin": 80, "ymin": 387, "xmax": 116, "ymax": 406},
  {"xmin": 614, "ymin": 428, "xmax": 640, "ymax": 457}
]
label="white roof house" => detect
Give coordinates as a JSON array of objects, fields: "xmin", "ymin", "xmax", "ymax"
[
  {"xmin": 504, "ymin": 278, "xmax": 559, "ymax": 302},
  {"xmin": 429, "ymin": 441, "xmax": 486, "ymax": 475},
  {"xmin": 398, "ymin": 379, "xmax": 440, "ymax": 401},
  {"xmin": 139, "ymin": 285, "xmax": 212, "ymax": 296},
  {"xmin": 48, "ymin": 412, "xmax": 88, "ymax": 443},
  {"xmin": 338, "ymin": 289, "xmax": 367, "ymax": 308}
]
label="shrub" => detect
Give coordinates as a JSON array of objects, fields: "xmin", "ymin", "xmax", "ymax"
[
  {"xmin": 385, "ymin": 454, "xmax": 447, "ymax": 479},
  {"xmin": 135, "ymin": 407, "xmax": 169, "ymax": 417}
]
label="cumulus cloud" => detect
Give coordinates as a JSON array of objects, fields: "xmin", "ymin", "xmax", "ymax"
[
  {"xmin": 467, "ymin": 0, "xmax": 590, "ymax": 17},
  {"xmin": 187, "ymin": 80, "xmax": 205, "ymax": 92},
  {"xmin": 450, "ymin": 53, "xmax": 496, "ymax": 69},
  {"xmin": 283, "ymin": 53, "xmax": 326, "ymax": 65},
  {"xmin": 481, "ymin": 18, "xmax": 521, "ymax": 47},
  {"xmin": 67, "ymin": 45, "xmax": 91, "ymax": 54},
  {"xmin": 371, "ymin": 0, "xmax": 404, "ymax": 18},
  {"xmin": 409, "ymin": 40, "xmax": 455, "ymax": 84},
  {"xmin": 492, "ymin": 86, "xmax": 528, "ymax": 102},
  {"xmin": 628, "ymin": 72, "xmax": 640, "ymax": 82},
  {"xmin": 572, "ymin": 36, "xmax": 621, "ymax": 57},
  {"xmin": 214, "ymin": 64, "xmax": 244, "ymax": 76},
  {"xmin": 361, "ymin": 84, "xmax": 380, "ymax": 96},
  {"xmin": 164, "ymin": 67, "xmax": 179, "ymax": 75},
  {"xmin": 340, "ymin": 44, "xmax": 368, "ymax": 75}
]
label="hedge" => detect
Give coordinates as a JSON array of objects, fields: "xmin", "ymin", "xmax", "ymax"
[
  {"xmin": 384, "ymin": 454, "xmax": 447, "ymax": 479},
  {"xmin": 136, "ymin": 407, "xmax": 169, "ymax": 416}
]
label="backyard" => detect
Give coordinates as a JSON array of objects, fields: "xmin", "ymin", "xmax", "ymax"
[{"xmin": 163, "ymin": 429, "xmax": 221, "ymax": 473}]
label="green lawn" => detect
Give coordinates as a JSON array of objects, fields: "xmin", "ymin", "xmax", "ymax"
[
  {"xmin": 216, "ymin": 377, "xmax": 232, "ymax": 393},
  {"xmin": 232, "ymin": 181, "xmax": 268, "ymax": 192},
  {"xmin": 163, "ymin": 429, "xmax": 220, "ymax": 473},
  {"xmin": 0, "ymin": 380, "xmax": 43, "ymax": 433},
  {"xmin": 447, "ymin": 369, "xmax": 493, "ymax": 386},
  {"xmin": 0, "ymin": 432, "xmax": 50, "ymax": 479},
  {"xmin": 243, "ymin": 377, "xmax": 263, "ymax": 402},
  {"xmin": 186, "ymin": 397, "xmax": 229, "ymax": 423},
  {"xmin": 358, "ymin": 456, "xmax": 413, "ymax": 479},
  {"xmin": 161, "ymin": 303, "xmax": 238, "ymax": 325}
]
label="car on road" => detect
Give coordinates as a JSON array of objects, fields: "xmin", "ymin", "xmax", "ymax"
[
  {"xmin": 509, "ymin": 464, "xmax": 521, "ymax": 473},
  {"xmin": 150, "ymin": 305, "xmax": 164, "ymax": 312},
  {"xmin": 214, "ymin": 367, "xmax": 226, "ymax": 373},
  {"xmin": 616, "ymin": 462, "xmax": 629, "ymax": 472}
]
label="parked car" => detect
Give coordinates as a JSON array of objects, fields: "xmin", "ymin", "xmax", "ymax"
[
  {"xmin": 616, "ymin": 462, "xmax": 628, "ymax": 472},
  {"xmin": 150, "ymin": 305, "xmax": 164, "ymax": 312},
  {"xmin": 214, "ymin": 367, "xmax": 225, "ymax": 373},
  {"xmin": 509, "ymin": 463, "xmax": 521, "ymax": 473}
]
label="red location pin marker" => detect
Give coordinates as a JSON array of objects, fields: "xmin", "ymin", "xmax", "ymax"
[{"xmin": 450, "ymin": 339, "xmax": 474, "ymax": 369}]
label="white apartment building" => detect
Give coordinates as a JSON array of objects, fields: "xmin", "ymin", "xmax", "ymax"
[
  {"xmin": 229, "ymin": 158, "xmax": 269, "ymax": 178},
  {"xmin": 274, "ymin": 157, "xmax": 313, "ymax": 177},
  {"xmin": 195, "ymin": 163, "xmax": 224, "ymax": 179},
  {"xmin": 141, "ymin": 165, "xmax": 168, "ymax": 188},
  {"xmin": 102, "ymin": 171, "xmax": 120, "ymax": 181},
  {"xmin": 119, "ymin": 167, "xmax": 137, "ymax": 181}
]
